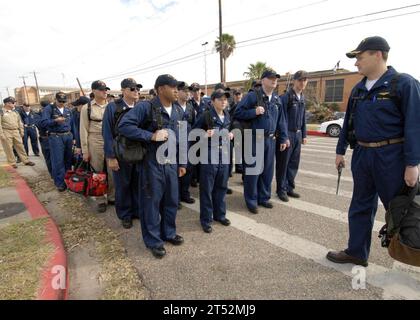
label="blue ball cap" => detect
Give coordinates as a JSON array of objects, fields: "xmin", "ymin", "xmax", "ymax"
[{"xmin": 346, "ymin": 36, "xmax": 390, "ymax": 58}]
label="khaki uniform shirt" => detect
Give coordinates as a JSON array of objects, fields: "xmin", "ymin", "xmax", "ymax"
[
  {"xmin": 0, "ymin": 109, "xmax": 24, "ymax": 137},
  {"xmin": 79, "ymin": 100, "xmax": 107, "ymax": 156}
]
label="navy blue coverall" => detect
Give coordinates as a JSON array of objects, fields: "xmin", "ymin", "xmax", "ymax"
[
  {"xmin": 177, "ymin": 101, "xmax": 196, "ymax": 202},
  {"xmin": 234, "ymin": 89, "xmax": 288, "ymax": 210},
  {"xmin": 118, "ymin": 97, "xmax": 186, "ymax": 249},
  {"xmin": 276, "ymin": 89, "xmax": 307, "ymax": 195},
  {"xmin": 33, "ymin": 109, "xmax": 52, "ymax": 176},
  {"xmin": 193, "ymin": 106, "xmax": 231, "ymax": 228},
  {"xmin": 336, "ymin": 67, "xmax": 420, "ymax": 261},
  {"xmin": 20, "ymin": 109, "xmax": 40, "ymax": 156},
  {"xmin": 102, "ymin": 99, "xmax": 139, "ymax": 221},
  {"xmin": 40, "ymin": 104, "xmax": 74, "ymax": 188}
]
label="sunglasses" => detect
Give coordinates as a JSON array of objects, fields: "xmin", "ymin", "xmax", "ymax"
[{"xmin": 128, "ymin": 87, "xmax": 140, "ymax": 92}]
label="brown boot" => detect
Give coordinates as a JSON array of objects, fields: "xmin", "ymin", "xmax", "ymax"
[{"xmin": 326, "ymin": 250, "xmax": 368, "ymax": 267}]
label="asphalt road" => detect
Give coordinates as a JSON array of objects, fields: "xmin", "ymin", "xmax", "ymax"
[
  {"xmin": 11, "ymin": 136, "xmax": 420, "ymax": 300},
  {"xmin": 100, "ymin": 136, "xmax": 420, "ymax": 300}
]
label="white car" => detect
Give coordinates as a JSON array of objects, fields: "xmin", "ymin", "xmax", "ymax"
[{"xmin": 318, "ymin": 118, "xmax": 344, "ymax": 137}]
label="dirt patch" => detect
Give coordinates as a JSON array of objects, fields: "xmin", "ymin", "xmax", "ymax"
[
  {"xmin": 25, "ymin": 173, "xmax": 147, "ymax": 300},
  {"xmin": 0, "ymin": 217, "xmax": 53, "ymax": 300}
]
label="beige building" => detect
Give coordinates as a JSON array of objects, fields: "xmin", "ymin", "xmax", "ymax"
[
  {"xmin": 14, "ymin": 86, "xmax": 90, "ymax": 106},
  {"xmin": 203, "ymin": 68, "xmax": 362, "ymax": 112}
]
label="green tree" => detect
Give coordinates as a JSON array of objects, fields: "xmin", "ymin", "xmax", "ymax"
[
  {"xmin": 215, "ymin": 33, "xmax": 236, "ymax": 83},
  {"xmin": 243, "ymin": 61, "xmax": 272, "ymax": 91}
]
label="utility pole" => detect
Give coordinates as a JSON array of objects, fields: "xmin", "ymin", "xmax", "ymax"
[
  {"xmin": 218, "ymin": 0, "xmax": 223, "ymax": 83},
  {"xmin": 19, "ymin": 76, "xmax": 30, "ymax": 105},
  {"xmin": 33, "ymin": 71, "xmax": 41, "ymax": 104},
  {"xmin": 202, "ymin": 41, "xmax": 208, "ymax": 96},
  {"xmin": 5, "ymin": 87, "xmax": 10, "ymax": 96}
]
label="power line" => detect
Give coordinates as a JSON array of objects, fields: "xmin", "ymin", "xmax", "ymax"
[
  {"xmin": 236, "ymin": 3, "xmax": 420, "ymax": 45},
  {"xmin": 81, "ymin": 5, "xmax": 420, "ymax": 84},
  {"xmin": 82, "ymin": 51, "xmax": 205, "ymax": 84},
  {"xmin": 224, "ymin": 0, "xmax": 329, "ymax": 28},
  {"xmin": 235, "ymin": 10, "xmax": 420, "ymax": 50},
  {"xmin": 48, "ymin": 0, "xmax": 330, "ymax": 82}
]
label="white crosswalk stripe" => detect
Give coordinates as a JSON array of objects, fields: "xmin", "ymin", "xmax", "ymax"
[
  {"xmin": 228, "ymin": 185, "xmax": 384, "ymax": 233},
  {"xmin": 183, "ymin": 200, "xmax": 420, "ymax": 299}
]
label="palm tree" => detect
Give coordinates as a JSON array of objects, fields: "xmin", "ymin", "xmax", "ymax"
[
  {"xmin": 215, "ymin": 33, "xmax": 236, "ymax": 83},
  {"xmin": 243, "ymin": 61, "xmax": 272, "ymax": 91}
]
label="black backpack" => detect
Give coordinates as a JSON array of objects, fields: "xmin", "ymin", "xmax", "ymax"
[
  {"xmin": 113, "ymin": 99, "xmax": 163, "ymax": 163},
  {"xmin": 202, "ymin": 109, "xmax": 215, "ymax": 131},
  {"xmin": 380, "ymin": 182, "xmax": 420, "ymax": 249},
  {"xmin": 240, "ymin": 87, "xmax": 267, "ymax": 130}
]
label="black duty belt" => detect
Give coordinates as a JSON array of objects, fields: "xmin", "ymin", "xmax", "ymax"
[
  {"xmin": 288, "ymin": 129, "xmax": 301, "ymax": 133},
  {"xmin": 357, "ymin": 138, "xmax": 404, "ymax": 148}
]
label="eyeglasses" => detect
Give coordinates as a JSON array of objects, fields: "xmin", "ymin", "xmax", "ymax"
[{"xmin": 129, "ymin": 87, "xmax": 140, "ymax": 92}]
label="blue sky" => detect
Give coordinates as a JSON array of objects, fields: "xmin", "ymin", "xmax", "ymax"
[{"xmin": 0, "ymin": 0, "xmax": 419, "ymax": 98}]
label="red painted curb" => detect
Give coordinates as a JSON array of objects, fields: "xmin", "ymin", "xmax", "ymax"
[
  {"xmin": 307, "ymin": 130, "xmax": 327, "ymax": 137},
  {"xmin": 5, "ymin": 166, "xmax": 68, "ymax": 300}
]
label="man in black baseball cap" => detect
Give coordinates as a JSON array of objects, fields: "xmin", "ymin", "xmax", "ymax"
[
  {"xmin": 56, "ymin": 92, "xmax": 68, "ymax": 103},
  {"xmin": 121, "ymin": 78, "xmax": 143, "ymax": 90},
  {"xmin": 346, "ymin": 36, "xmax": 390, "ymax": 58},
  {"xmin": 190, "ymin": 82, "xmax": 200, "ymax": 92},
  {"xmin": 91, "ymin": 80, "xmax": 110, "ymax": 91},
  {"xmin": 293, "ymin": 70, "xmax": 308, "ymax": 81},
  {"xmin": 154, "ymin": 74, "xmax": 179, "ymax": 90},
  {"xmin": 261, "ymin": 69, "xmax": 280, "ymax": 80},
  {"xmin": 234, "ymin": 68, "xmax": 288, "ymax": 214},
  {"xmin": 117, "ymin": 74, "xmax": 187, "ymax": 257},
  {"xmin": 3, "ymin": 96, "xmax": 16, "ymax": 104},
  {"xmin": 327, "ymin": 36, "xmax": 420, "ymax": 267}
]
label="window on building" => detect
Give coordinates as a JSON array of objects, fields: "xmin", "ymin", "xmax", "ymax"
[{"xmin": 324, "ymin": 79, "xmax": 344, "ymax": 102}]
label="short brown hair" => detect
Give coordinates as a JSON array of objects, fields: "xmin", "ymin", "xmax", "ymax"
[{"xmin": 367, "ymin": 50, "xmax": 388, "ymax": 61}]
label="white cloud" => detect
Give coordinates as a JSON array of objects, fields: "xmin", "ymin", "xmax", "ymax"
[{"xmin": 1, "ymin": 0, "xmax": 419, "ymax": 98}]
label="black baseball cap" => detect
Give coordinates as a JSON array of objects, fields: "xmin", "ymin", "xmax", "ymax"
[
  {"xmin": 233, "ymin": 88, "xmax": 243, "ymax": 95},
  {"xmin": 261, "ymin": 70, "xmax": 280, "ymax": 80},
  {"xmin": 91, "ymin": 80, "xmax": 110, "ymax": 91},
  {"xmin": 40, "ymin": 100, "xmax": 50, "ymax": 108},
  {"xmin": 190, "ymin": 83, "xmax": 200, "ymax": 91},
  {"xmin": 121, "ymin": 78, "xmax": 143, "ymax": 89},
  {"xmin": 251, "ymin": 80, "xmax": 262, "ymax": 88},
  {"xmin": 214, "ymin": 83, "xmax": 231, "ymax": 91},
  {"xmin": 56, "ymin": 92, "xmax": 68, "ymax": 103},
  {"xmin": 154, "ymin": 74, "xmax": 179, "ymax": 89},
  {"xmin": 293, "ymin": 70, "xmax": 308, "ymax": 80},
  {"xmin": 177, "ymin": 81, "xmax": 191, "ymax": 90},
  {"xmin": 3, "ymin": 96, "xmax": 16, "ymax": 104},
  {"xmin": 211, "ymin": 89, "xmax": 230, "ymax": 100},
  {"xmin": 346, "ymin": 36, "xmax": 390, "ymax": 58},
  {"xmin": 71, "ymin": 96, "xmax": 90, "ymax": 106}
]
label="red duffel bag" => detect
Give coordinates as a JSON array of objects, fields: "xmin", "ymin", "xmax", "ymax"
[{"xmin": 65, "ymin": 162, "xmax": 107, "ymax": 197}]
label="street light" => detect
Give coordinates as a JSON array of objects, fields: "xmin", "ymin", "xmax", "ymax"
[{"xmin": 202, "ymin": 41, "xmax": 209, "ymax": 96}]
